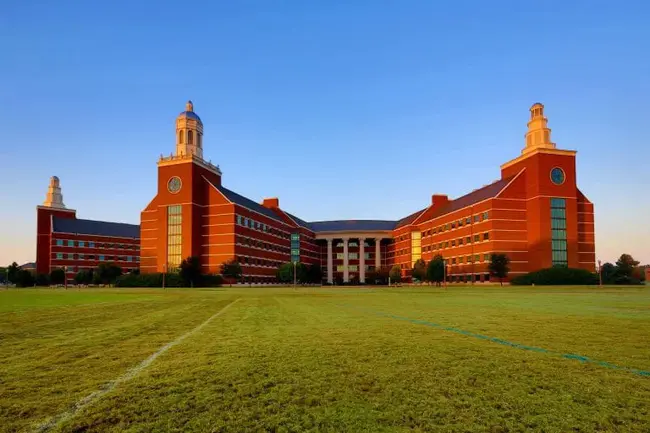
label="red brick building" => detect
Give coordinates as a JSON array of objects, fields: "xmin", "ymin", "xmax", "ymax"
[
  {"xmin": 36, "ymin": 177, "xmax": 140, "ymax": 282},
  {"xmin": 140, "ymin": 101, "xmax": 595, "ymax": 283}
]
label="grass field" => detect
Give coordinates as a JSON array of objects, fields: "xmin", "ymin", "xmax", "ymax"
[{"xmin": 1, "ymin": 286, "xmax": 649, "ymax": 433}]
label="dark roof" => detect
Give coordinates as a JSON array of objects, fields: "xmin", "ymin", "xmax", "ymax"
[
  {"xmin": 20, "ymin": 262, "xmax": 36, "ymax": 269},
  {"xmin": 395, "ymin": 208, "xmax": 427, "ymax": 229},
  {"xmin": 308, "ymin": 220, "xmax": 397, "ymax": 232},
  {"xmin": 216, "ymin": 185, "xmax": 285, "ymax": 223},
  {"xmin": 52, "ymin": 217, "xmax": 140, "ymax": 238},
  {"xmin": 285, "ymin": 212, "xmax": 313, "ymax": 231},
  {"xmin": 178, "ymin": 111, "xmax": 202, "ymax": 122},
  {"xmin": 418, "ymin": 176, "xmax": 514, "ymax": 224}
]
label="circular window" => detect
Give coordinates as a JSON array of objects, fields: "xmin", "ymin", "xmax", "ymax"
[
  {"xmin": 167, "ymin": 176, "xmax": 182, "ymax": 193},
  {"xmin": 550, "ymin": 167, "xmax": 565, "ymax": 185}
]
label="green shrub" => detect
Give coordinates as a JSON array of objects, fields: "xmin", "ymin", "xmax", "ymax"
[{"xmin": 511, "ymin": 267, "xmax": 599, "ymax": 286}]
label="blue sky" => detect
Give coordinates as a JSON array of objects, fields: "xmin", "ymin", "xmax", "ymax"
[{"xmin": 1, "ymin": 0, "xmax": 649, "ymax": 266}]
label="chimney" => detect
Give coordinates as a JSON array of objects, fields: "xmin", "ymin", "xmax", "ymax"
[
  {"xmin": 431, "ymin": 194, "xmax": 449, "ymax": 208},
  {"xmin": 262, "ymin": 197, "xmax": 279, "ymax": 209}
]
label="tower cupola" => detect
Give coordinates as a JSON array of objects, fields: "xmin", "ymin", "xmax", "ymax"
[
  {"xmin": 43, "ymin": 176, "xmax": 66, "ymax": 209},
  {"xmin": 176, "ymin": 100, "xmax": 204, "ymax": 159},
  {"xmin": 522, "ymin": 102, "xmax": 556, "ymax": 154}
]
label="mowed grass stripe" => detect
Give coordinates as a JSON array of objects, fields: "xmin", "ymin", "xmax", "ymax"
[
  {"xmin": 49, "ymin": 292, "xmax": 650, "ymax": 432},
  {"xmin": 34, "ymin": 298, "xmax": 241, "ymax": 433},
  {"xmin": 0, "ymin": 292, "xmax": 237, "ymax": 433}
]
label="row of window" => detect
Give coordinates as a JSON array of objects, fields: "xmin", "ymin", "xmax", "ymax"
[
  {"xmin": 167, "ymin": 205, "xmax": 182, "ymax": 268},
  {"xmin": 397, "ymin": 253, "xmax": 492, "ymax": 269},
  {"xmin": 62, "ymin": 266, "xmax": 138, "ymax": 274},
  {"xmin": 550, "ymin": 198, "xmax": 568, "ymax": 266},
  {"xmin": 236, "ymin": 215, "xmax": 291, "ymax": 239},
  {"xmin": 54, "ymin": 253, "xmax": 139, "ymax": 262},
  {"xmin": 334, "ymin": 265, "xmax": 375, "ymax": 272},
  {"xmin": 334, "ymin": 241, "xmax": 371, "ymax": 248},
  {"xmin": 54, "ymin": 239, "xmax": 139, "ymax": 250},
  {"xmin": 335, "ymin": 252, "xmax": 372, "ymax": 260},
  {"xmin": 235, "ymin": 235, "xmax": 318, "ymax": 259},
  {"xmin": 235, "ymin": 256, "xmax": 285, "ymax": 269},
  {"xmin": 391, "ymin": 233, "xmax": 490, "ymax": 257},
  {"xmin": 395, "ymin": 212, "xmax": 490, "ymax": 242}
]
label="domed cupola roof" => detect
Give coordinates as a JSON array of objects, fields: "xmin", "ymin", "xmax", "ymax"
[{"xmin": 177, "ymin": 100, "xmax": 202, "ymax": 123}]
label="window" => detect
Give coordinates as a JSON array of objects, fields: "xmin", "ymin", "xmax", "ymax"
[
  {"xmin": 188, "ymin": 130, "xmax": 194, "ymax": 145},
  {"xmin": 99, "ymin": 255, "xmax": 105, "ymax": 261},
  {"xmin": 474, "ymin": 235, "xmax": 480, "ymax": 242},
  {"xmin": 459, "ymin": 256, "xmax": 464, "ymax": 263},
  {"xmin": 482, "ymin": 211, "xmax": 489, "ymax": 221},
  {"xmin": 475, "ymin": 254, "xmax": 480, "ymax": 262},
  {"xmin": 458, "ymin": 238, "xmax": 463, "ymax": 245},
  {"xmin": 56, "ymin": 253, "xmax": 63, "ymax": 259},
  {"xmin": 349, "ymin": 242, "xmax": 358, "ymax": 247},
  {"xmin": 483, "ymin": 232, "xmax": 489, "ymax": 241},
  {"xmin": 291, "ymin": 233, "xmax": 300, "ymax": 262},
  {"xmin": 474, "ymin": 215, "xmax": 480, "ymax": 223},
  {"xmin": 56, "ymin": 239, "xmax": 63, "ymax": 246},
  {"xmin": 465, "ymin": 217, "xmax": 471, "ymax": 225},
  {"xmin": 237, "ymin": 215, "xmax": 242, "ymax": 225},
  {"xmin": 451, "ymin": 240, "xmax": 456, "ymax": 247},
  {"xmin": 178, "ymin": 130, "xmax": 184, "ymax": 143},
  {"xmin": 79, "ymin": 241, "xmax": 85, "ymax": 248},
  {"xmin": 451, "ymin": 258, "xmax": 456, "ymax": 264},
  {"xmin": 167, "ymin": 205, "xmax": 183, "ymax": 269},
  {"xmin": 244, "ymin": 218, "xmax": 249, "ymax": 227},
  {"xmin": 551, "ymin": 198, "xmax": 568, "ymax": 266},
  {"xmin": 79, "ymin": 254, "xmax": 84, "ymax": 260},
  {"xmin": 127, "ymin": 256, "xmax": 133, "ymax": 262},
  {"xmin": 67, "ymin": 240, "xmax": 74, "ymax": 247},
  {"xmin": 459, "ymin": 219, "xmax": 464, "ymax": 227},
  {"xmin": 484, "ymin": 254, "xmax": 490, "ymax": 261},
  {"xmin": 67, "ymin": 253, "xmax": 73, "ymax": 260},
  {"xmin": 466, "ymin": 236, "xmax": 471, "ymax": 244},
  {"xmin": 451, "ymin": 222, "xmax": 456, "ymax": 229}
]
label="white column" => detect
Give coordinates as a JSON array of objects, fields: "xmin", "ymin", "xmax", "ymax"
[
  {"xmin": 342, "ymin": 237, "xmax": 349, "ymax": 283},
  {"xmin": 359, "ymin": 238, "xmax": 366, "ymax": 283},
  {"xmin": 327, "ymin": 238, "xmax": 333, "ymax": 284},
  {"xmin": 375, "ymin": 238, "xmax": 381, "ymax": 270}
]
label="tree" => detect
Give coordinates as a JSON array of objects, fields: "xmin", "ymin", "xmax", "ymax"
[
  {"xmin": 7, "ymin": 262, "xmax": 19, "ymax": 284},
  {"xmin": 96, "ymin": 263, "xmax": 122, "ymax": 286},
  {"xmin": 306, "ymin": 264, "xmax": 323, "ymax": 284},
  {"xmin": 75, "ymin": 270, "xmax": 93, "ymax": 285},
  {"xmin": 220, "ymin": 259, "xmax": 243, "ymax": 287},
  {"xmin": 276, "ymin": 262, "xmax": 307, "ymax": 284},
  {"xmin": 35, "ymin": 273, "xmax": 50, "ymax": 286},
  {"xmin": 179, "ymin": 256, "xmax": 202, "ymax": 287},
  {"xmin": 616, "ymin": 254, "xmax": 640, "ymax": 279},
  {"xmin": 411, "ymin": 259, "xmax": 427, "ymax": 282},
  {"xmin": 50, "ymin": 268, "xmax": 66, "ymax": 285},
  {"xmin": 426, "ymin": 255, "xmax": 445, "ymax": 286},
  {"xmin": 389, "ymin": 265, "xmax": 402, "ymax": 284},
  {"xmin": 15, "ymin": 270, "xmax": 35, "ymax": 287},
  {"xmin": 488, "ymin": 253, "xmax": 510, "ymax": 286}
]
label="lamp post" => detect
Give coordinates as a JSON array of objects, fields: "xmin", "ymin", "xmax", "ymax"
[
  {"xmin": 162, "ymin": 263, "xmax": 167, "ymax": 290},
  {"xmin": 64, "ymin": 266, "xmax": 68, "ymax": 290},
  {"xmin": 443, "ymin": 258, "xmax": 447, "ymax": 288},
  {"xmin": 598, "ymin": 260, "xmax": 603, "ymax": 287},
  {"xmin": 5, "ymin": 268, "xmax": 9, "ymax": 289},
  {"xmin": 293, "ymin": 261, "xmax": 297, "ymax": 288}
]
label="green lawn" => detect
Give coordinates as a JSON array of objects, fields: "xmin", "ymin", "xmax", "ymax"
[{"xmin": 1, "ymin": 286, "xmax": 649, "ymax": 432}]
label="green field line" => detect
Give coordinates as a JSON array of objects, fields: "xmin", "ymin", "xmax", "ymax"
[{"xmin": 340, "ymin": 303, "xmax": 650, "ymax": 378}]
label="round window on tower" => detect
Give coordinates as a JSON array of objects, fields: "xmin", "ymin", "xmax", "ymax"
[
  {"xmin": 168, "ymin": 176, "xmax": 182, "ymax": 194},
  {"xmin": 550, "ymin": 167, "xmax": 565, "ymax": 185}
]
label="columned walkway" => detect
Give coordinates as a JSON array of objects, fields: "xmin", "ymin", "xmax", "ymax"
[{"xmin": 315, "ymin": 231, "xmax": 392, "ymax": 284}]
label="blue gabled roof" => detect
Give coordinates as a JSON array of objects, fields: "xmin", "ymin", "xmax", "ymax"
[
  {"xmin": 216, "ymin": 185, "xmax": 285, "ymax": 223},
  {"xmin": 308, "ymin": 220, "xmax": 397, "ymax": 233},
  {"xmin": 52, "ymin": 217, "xmax": 140, "ymax": 239},
  {"xmin": 285, "ymin": 212, "xmax": 313, "ymax": 231}
]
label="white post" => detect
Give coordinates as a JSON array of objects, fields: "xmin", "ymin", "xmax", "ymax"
[
  {"xmin": 374, "ymin": 238, "xmax": 381, "ymax": 270},
  {"xmin": 359, "ymin": 238, "xmax": 366, "ymax": 284},
  {"xmin": 327, "ymin": 238, "xmax": 334, "ymax": 284},
  {"xmin": 342, "ymin": 237, "xmax": 349, "ymax": 283}
]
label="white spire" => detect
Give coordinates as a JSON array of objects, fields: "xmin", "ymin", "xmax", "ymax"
[{"xmin": 43, "ymin": 176, "xmax": 66, "ymax": 209}]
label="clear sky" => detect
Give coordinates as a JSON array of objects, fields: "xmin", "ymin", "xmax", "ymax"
[{"xmin": 1, "ymin": 0, "xmax": 649, "ymax": 267}]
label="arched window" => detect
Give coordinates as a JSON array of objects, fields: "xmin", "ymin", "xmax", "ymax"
[
  {"xmin": 198, "ymin": 133, "xmax": 202, "ymax": 148},
  {"xmin": 178, "ymin": 130, "xmax": 184, "ymax": 143},
  {"xmin": 188, "ymin": 130, "xmax": 194, "ymax": 145}
]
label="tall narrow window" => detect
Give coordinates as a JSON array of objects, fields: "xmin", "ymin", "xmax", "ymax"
[
  {"xmin": 188, "ymin": 130, "xmax": 194, "ymax": 145},
  {"xmin": 411, "ymin": 231, "xmax": 421, "ymax": 267},
  {"xmin": 167, "ymin": 205, "xmax": 182, "ymax": 269},
  {"xmin": 178, "ymin": 130, "xmax": 184, "ymax": 143},
  {"xmin": 550, "ymin": 198, "xmax": 568, "ymax": 266},
  {"xmin": 291, "ymin": 233, "xmax": 300, "ymax": 262}
]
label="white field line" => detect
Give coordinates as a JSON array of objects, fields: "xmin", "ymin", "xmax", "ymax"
[{"xmin": 33, "ymin": 298, "xmax": 241, "ymax": 433}]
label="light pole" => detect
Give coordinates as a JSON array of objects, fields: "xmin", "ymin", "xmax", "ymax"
[
  {"xmin": 162, "ymin": 263, "xmax": 167, "ymax": 289},
  {"xmin": 293, "ymin": 261, "xmax": 297, "ymax": 288},
  {"xmin": 64, "ymin": 266, "xmax": 68, "ymax": 290},
  {"xmin": 598, "ymin": 260, "xmax": 603, "ymax": 287},
  {"xmin": 443, "ymin": 258, "xmax": 447, "ymax": 288}
]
